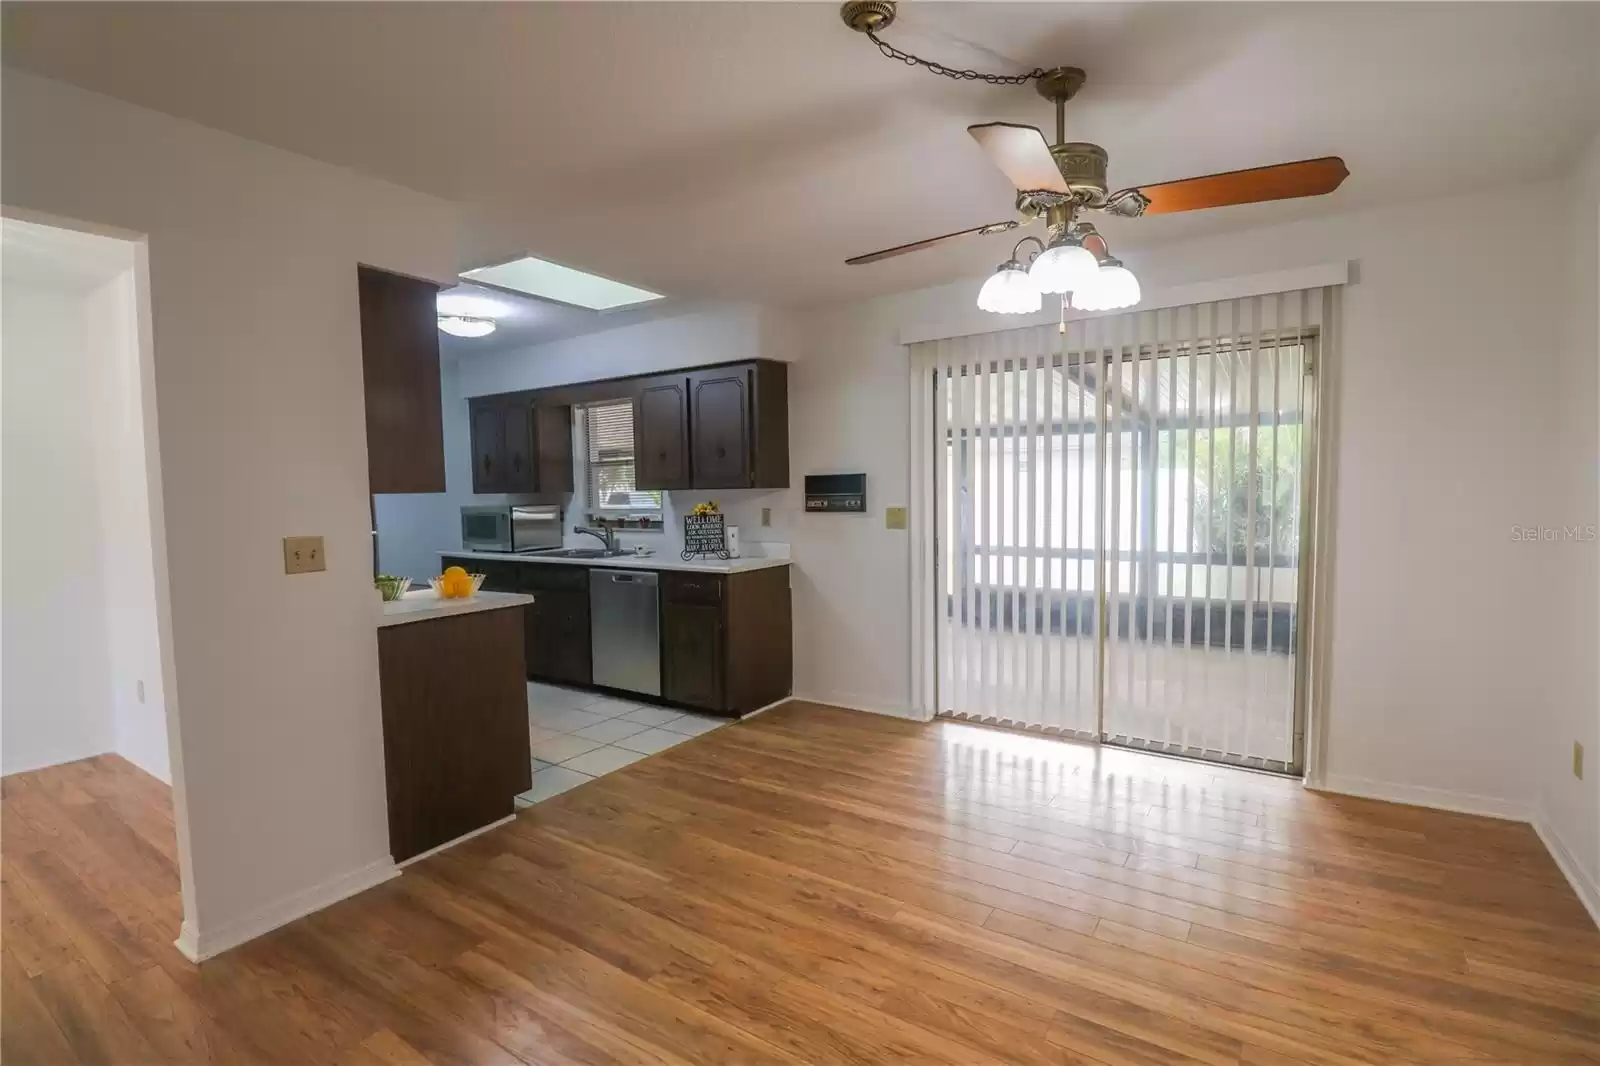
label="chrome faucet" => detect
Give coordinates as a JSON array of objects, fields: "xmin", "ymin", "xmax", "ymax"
[{"xmin": 574, "ymin": 525, "xmax": 617, "ymax": 553}]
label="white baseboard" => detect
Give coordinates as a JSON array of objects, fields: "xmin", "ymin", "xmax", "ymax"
[
  {"xmin": 1533, "ymin": 813, "xmax": 1600, "ymax": 931},
  {"xmin": 738, "ymin": 696, "xmax": 795, "ymax": 720},
  {"xmin": 1307, "ymin": 775, "xmax": 1532, "ymax": 822},
  {"xmin": 790, "ymin": 693, "xmax": 926, "ymax": 722},
  {"xmin": 2, "ymin": 745, "xmax": 114, "ymax": 778},
  {"xmin": 174, "ymin": 857, "xmax": 397, "ymax": 962}
]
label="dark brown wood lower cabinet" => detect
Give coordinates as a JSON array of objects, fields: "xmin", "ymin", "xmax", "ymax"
[
  {"xmin": 443, "ymin": 557, "xmax": 790, "ymax": 713},
  {"xmin": 377, "ymin": 607, "xmax": 532, "ymax": 863},
  {"xmin": 525, "ymin": 588, "xmax": 592, "ymax": 686},
  {"xmin": 520, "ymin": 563, "xmax": 592, "ymax": 686},
  {"xmin": 662, "ymin": 567, "xmax": 791, "ymax": 715},
  {"xmin": 662, "ymin": 600, "xmax": 724, "ymax": 711}
]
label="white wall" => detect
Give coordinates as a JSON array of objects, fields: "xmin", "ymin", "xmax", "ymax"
[
  {"xmin": 85, "ymin": 267, "xmax": 171, "ymax": 782},
  {"xmin": 784, "ymin": 181, "xmax": 1571, "ymax": 819},
  {"xmin": 2, "ymin": 69, "xmax": 461, "ymax": 957},
  {"xmin": 2, "ymin": 280, "xmax": 117, "ymax": 773},
  {"xmin": 1541, "ymin": 132, "xmax": 1600, "ymax": 914}
]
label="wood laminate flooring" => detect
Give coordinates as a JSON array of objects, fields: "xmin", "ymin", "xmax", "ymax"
[{"xmin": 3, "ymin": 705, "xmax": 1598, "ymax": 1065}]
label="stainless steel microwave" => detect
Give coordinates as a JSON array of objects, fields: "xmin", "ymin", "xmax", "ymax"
[{"xmin": 460, "ymin": 505, "xmax": 563, "ymax": 553}]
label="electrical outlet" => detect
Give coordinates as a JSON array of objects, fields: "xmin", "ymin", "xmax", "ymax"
[
  {"xmin": 885, "ymin": 506, "xmax": 908, "ymax": 530},
  {"xmin": 283, "ymin": 535, "xmax": 326, "ymax": 574},
  {"xmin": 761, "ymin": 507, "xmax": 772, "ymax": 527},
  {"xmin": 1576, "ymin": 741, "xmax": 1586, "ymax": 781}
]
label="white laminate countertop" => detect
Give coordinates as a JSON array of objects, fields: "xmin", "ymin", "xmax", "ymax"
[
  {"xmin": 378, "ymin": 589, "xmax": 536, "ymax": 628},
  {"xmin": 438, "ymin": 549, "xmax": 792, "ymax": 575}
]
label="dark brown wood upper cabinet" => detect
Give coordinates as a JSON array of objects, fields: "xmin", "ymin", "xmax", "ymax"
[
  {"xmin": 469, "ymin": 398, "xmax": 574, "ymax": 497},
  {"xmin": 533, "ymin": 405, "xmax": 575, "ymax": 496},
  {"xmin": 688, "ymin": 367, "xmax": 752, "ymax": 489},
  {"xmin": 634, "ymin": 376, "xmax": 692, "ymax": 491},
  {"xmin": 690, "ymin": 361, "xmax": 788, "ymax": 490},
  {"xmin": 469, "ymin": 398, "xmax": 506, "ymax": 494},
  {"xmin": 501, "ymin": 402, "xmax": 533, "ymax": 490},
  {"xmin": 476, "ymin": 359, "xmax": 787, "ymax": 493},
  {"xmin": 637, "ymin": 361, "xmax": 788, "ymax": 491},
  {"xmin": 358, "ymin": 266, "xmax": 446, "ymax": 494}
]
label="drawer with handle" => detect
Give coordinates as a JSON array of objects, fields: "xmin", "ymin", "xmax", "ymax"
[
  {"xmin": 519, "ymin": 563, "xmax": 590, "ymax": 593},
  {"xmin": 662, "ymin": 571, "xmax": 724, "ymax": 606}
]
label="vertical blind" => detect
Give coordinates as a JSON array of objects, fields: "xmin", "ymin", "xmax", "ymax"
[
  {"xmin": 582, "ymin": 401, "xmax": 661, "ymax": 513},
  {"xmin": 909, "ymin": 288, "xmax": 1331, "ymax": 772}
]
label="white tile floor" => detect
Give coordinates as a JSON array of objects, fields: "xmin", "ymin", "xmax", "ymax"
[{"xmin": 515, "ymin": 682, "xmax": 730, "ymax": 806}]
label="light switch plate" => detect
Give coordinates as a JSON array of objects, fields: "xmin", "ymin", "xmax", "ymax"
[
  {"xmin": 885, "ymin": 506, "xmax": 908, "ymax": 530},
  {"xmin": 1576, "ymin": 741, "xmax": 1586, "ymax": 780},
  {"xmin": 283, "ymin": 535, "xmax": 326, "ymax": 575},
  {"xmin": 761, "ymin": 507, "xmax": 772, "ymax": 527}
]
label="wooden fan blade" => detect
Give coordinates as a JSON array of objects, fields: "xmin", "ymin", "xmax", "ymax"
[
  {"xmin": 846, "ymin": 220, "xmax": 1020, "ymax": 266},
  {"xmin": 968, "ymin": 123, "xmax": 1069, "ymax": 195},
  {"xmin": 1124, "ymin": 156, "xmax": 1348, "ymax": 216}
]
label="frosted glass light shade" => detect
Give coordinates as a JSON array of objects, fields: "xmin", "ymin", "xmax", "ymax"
[
  {"xmin": 437, "ymin": 315, "xmax": 497, "ymax": 338},
  {"xmin": 1028, "ymin": 241, "xmax": 1099, "ymax": 294},
  {"xmin": 976, "ymin": 262, "xmax": 1041, "ymax": 314},
  {"xmin": 1072, "ymin": 261, "xmax": 1141, "ymax": 311}
]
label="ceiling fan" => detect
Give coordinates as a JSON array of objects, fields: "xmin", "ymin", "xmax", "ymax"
[{"xmin": 840, "ymin": 1, "xmax": 1349, "ymax": 314}]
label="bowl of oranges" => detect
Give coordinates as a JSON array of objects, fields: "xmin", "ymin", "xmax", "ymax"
[{"xmin": 429, "ymin": 565, "xmax": 485, "ymax": 600}]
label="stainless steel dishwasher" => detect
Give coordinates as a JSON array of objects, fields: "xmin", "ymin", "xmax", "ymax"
[{"xmin": 589, "ymin": 569, "xmax": 661, "ymax": 696}]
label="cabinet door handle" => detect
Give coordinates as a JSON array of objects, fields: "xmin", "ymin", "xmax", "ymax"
[{"xmin": 716, "ymin": 446, "xmax": 726, "ymax": 459}]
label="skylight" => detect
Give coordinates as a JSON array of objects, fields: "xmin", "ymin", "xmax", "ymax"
[{"xmin": 459, "ymin": 256, "xmax": 663, "ymax": 312}]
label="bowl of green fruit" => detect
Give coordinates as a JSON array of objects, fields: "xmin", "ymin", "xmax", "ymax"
[{"xmin": 374, "ymin": 574, "xmax": 412, "ymax": 602}]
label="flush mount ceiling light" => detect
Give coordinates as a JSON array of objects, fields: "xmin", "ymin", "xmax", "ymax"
[
  {"xmin": 840, "ymin": 2, "xmax": 1348, "ymax": 316},
  {"xmin": 436, "ymin": 291, "xmax": 511, "ymax": 319},
  {"xmin": 460, "ymin": 255, "xmax": 663, "ymax": 312},
  {"xmin": 437, "ymin": 315, "xmax": 497, "ymax": 338},
  {"xmin": 435, "ymin": 289, "xmax": 506, "ymax": 339}
]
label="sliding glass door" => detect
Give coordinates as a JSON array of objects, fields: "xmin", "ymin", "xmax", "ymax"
[{"xmin": 922, "ymin": 292, "xmax": 1321, "ymax": 773}]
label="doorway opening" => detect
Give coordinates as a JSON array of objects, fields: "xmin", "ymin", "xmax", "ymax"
[{"xmin": 1, "ymin": 215, "xmax": 188, "ymax": 948}]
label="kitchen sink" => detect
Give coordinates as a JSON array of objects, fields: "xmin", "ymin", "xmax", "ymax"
[{"xmin": 524, "ymin": 546, "xmax": 629, "ymax": 559}]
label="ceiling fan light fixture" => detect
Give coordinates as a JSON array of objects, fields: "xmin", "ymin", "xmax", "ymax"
[
  {"xmin": 976, "ymin": 260, "xmax": 1041, "ymax": 314},
  {"xmin": 437, "ymin": 315, "xmax": 497, "ymax": 338},
  {"xmin": 1028, "ymin": 238, "xmax": 1100, "ymax": 294},
  {"xmin": 1072, "ymin": 258, "xmax": 1141, "ymax": 312}
]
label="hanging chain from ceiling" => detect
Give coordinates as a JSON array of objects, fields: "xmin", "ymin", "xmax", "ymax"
[{"xmin": 863, "ymin": 30, "xmax": 1049, "ymax": 86}]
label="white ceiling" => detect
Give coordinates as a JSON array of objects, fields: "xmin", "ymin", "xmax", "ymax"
[
  {"xmin": 5, "ymin": 3, "xmax": 1598, "ymax": 308},
  {"xmin": 433, "ymin": 281, "xmax": 694, "ymax": 356}
]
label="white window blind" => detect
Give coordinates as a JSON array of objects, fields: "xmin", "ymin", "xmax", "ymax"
[
  {"xmin": 582, "ymin": 401, "xmax": 662, "ymax": 515},
  {"xmin": 909, "ymin": 287, "xmax": 1336, "ymax": 774}
]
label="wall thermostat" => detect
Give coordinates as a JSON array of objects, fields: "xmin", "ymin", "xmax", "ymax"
[{"xmin": 804, "ymin": 473, "xmax": 866, "ymax": 513}]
